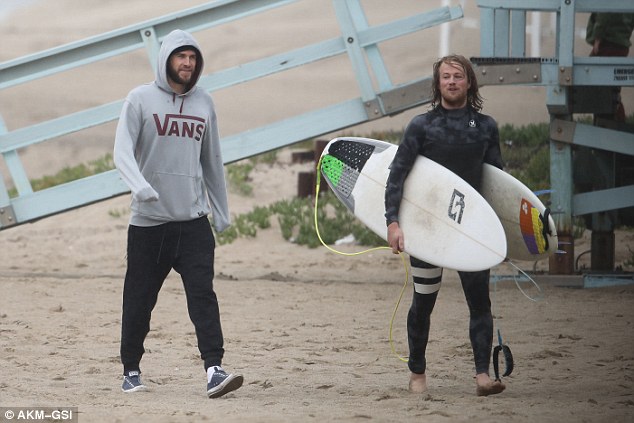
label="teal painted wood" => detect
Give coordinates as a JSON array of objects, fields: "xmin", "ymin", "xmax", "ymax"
[
  {"xmin": 557, "ymin": 0, "xmax": 575, "ymax": 68},
  {"xmin": 479, "ymin": 8, "xmax": 495, "ymax": 56},
  {"xmin": 574, "ymin": 187, "xmax": 634, "ymax": 216},
  {"xmin": 571, "ymin": 57, "xmax": 634, "ymax": 86},
  {"xmin": 567, "ymin": 122, "xmax": 634, "ymax": 156},
  {"xmin": 477, "ymin": 0, "xmax": 561, "ymax": 11},
  {"xmin": 3, "ymin": 151, "xmax": 32, "ymax": 196},
  {"xmin": 0, "ymin": 0, "xmax": 299, "ymax": 90},
  {"xmin": 9, "ymin": 170, "xmax": 129, "ymax": 223},
  {"xmin": 0, "ymin": 101, "xmax": 124, "ymax": 154},
  {"xmin": 510, "ymin": 11, "xmax": 526, "ymax": 57},
  {"xmin": 477, "ymin": 0, "xmax": 632, "ymax": 13},
  {"xmin": 493, "ymin": 9, "xmax": 510, "ymax": 57},
  {"xmin": 346, "ymin": 0, "xmax": 392, "ymax": 91},
  {"xmin": 0, "ymin": 116, "xmax": 12, "ymax": 207},
  {"xmin": 333, "ymin": 0, "xmax": 376, "ymax": 101},
  {"xmin": 222, "ymin": 99, "xmax": 368, "ymax": 163},
  {"xmin": 550, "ymin": 139, "xmax": 574, "ymax": 234}
]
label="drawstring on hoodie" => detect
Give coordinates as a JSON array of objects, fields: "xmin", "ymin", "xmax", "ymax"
[{"xmin": 172, "ymin": 93, "xmax": 186, "ymax": 114}]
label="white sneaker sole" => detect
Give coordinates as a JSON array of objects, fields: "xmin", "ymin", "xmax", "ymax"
[{"xmin": 122, "ymin": 384, "xmax": 147, "ymax": 393}]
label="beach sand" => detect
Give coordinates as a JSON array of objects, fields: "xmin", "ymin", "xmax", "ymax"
[{"xmin": 1, "ymin": 1, "xmax": 633, "ymax": 422}]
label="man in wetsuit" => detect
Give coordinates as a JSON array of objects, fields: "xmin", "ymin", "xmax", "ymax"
[{"xmin": 384, "ymin": 54, "xmax": 506, "ymax": 397}]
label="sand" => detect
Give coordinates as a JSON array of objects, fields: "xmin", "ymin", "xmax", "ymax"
[{"xmin": 1, "ymin": 1, "xmax": 633, "ymax": 422}]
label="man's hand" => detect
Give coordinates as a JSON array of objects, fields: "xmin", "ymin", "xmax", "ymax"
[
  {"xmin": 387, "ymin": 221, "xmax": 404, "ymax": 254},
  {"xmin": 592, "ymin": 38, "xmax": 601, "ymax": 56},
  {"xmin": 135, "ymin": 186, "xmax": 159, "ymax": 202}
]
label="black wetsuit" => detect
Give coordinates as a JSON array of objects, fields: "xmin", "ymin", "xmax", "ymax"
[{"xmin": 385, "ymin": 105, "xmax": 503, "ymax": 375}]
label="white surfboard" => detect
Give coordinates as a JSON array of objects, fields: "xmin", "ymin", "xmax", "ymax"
[
  {"xmin": 480, "ymin": 165, "xmax": 558, "ymax": 261},
  {"xmin": 319, "ymin": 137, "xmax": 507, "ymax": 271}
]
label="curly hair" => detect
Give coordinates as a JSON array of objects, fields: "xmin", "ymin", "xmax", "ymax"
[{"xmin": 430, "ymin": 54, "xmax": 483, "ymax": 111}]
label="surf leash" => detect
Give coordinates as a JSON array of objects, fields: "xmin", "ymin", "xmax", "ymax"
[
  {"xmin": 387, "ymin": 258, "xmax": 410, "ymax": 363},
  {"xmin": 492, "ymin": 328, "xmax": 514, "ymax": 381},
  {"xmin": 504, "ymin": 260, "xmax": 545, "ymax": 302},
  {"xmin": 490, "ymin": 259, "xmax": 546, "ymax": 381},
  {"xmin": 490, "ymin": 276, "xmax": 514, "ymax": 382},
  {"xmin": 313, "ymin": 155, "xmax": 391, "ymax": 258},
  {"xmin": 314, "ymin": 155, "xmax": 409, "ymax": 363}
]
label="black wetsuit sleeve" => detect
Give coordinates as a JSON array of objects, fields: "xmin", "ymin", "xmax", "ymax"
[
  {"xmin": 384, "ymin": 118, "xmax": 423, "ymax": 225},
  {"xmin": 483, "ymin": 116, "xmax": 504, "ymax": 170}
]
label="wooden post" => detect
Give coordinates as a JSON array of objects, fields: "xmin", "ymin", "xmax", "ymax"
[
  {"xmin": 297, "ymin": 139, "xmax": 331, "ymax": 197},
  {"xmin": 297, "ymin": 171, "xmax": 315, "ymax": 197}
]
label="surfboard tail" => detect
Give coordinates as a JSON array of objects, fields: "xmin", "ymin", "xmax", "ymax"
[
  {"xmin": 519, "ymin": 199, "xmax": 550, "ymax": 255},
  {"xmin": 320, "ymin": 137, "xmax": 390, "ymax": 213}
]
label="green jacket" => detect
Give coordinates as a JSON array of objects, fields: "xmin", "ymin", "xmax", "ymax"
[{"xmin": 586, "ymin": 13, "xmax": 634, "ymax": 48}]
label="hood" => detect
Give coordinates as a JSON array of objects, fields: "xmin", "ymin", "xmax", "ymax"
[{"xmin": 156, "ymin": 29, "xmax": 204, "ymax": 94}]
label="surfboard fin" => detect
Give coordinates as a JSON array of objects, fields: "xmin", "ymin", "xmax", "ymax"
[
  {"xmin": 538, "ymin": 208, "xmax": 552, "ymax": 251},
  {"xmin": 533, "ymin": 189, "xmax": 553, "ymax": 196}
]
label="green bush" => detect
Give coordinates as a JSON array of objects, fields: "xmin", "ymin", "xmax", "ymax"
[
  {"xmin": 214, "ymin": 192, "xmax": 385, "ymax": 248},
  {"xmin": 226, "ymin": 162, "xmax": 254, "ymax": 196},
  {"xmin": 499, "ymin": 122, "xmax": 550, "ymax": 191}
]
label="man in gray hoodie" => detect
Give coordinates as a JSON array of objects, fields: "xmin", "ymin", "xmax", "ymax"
[{"xmin": 114, "ymin": 29, "xmax": 242, "ymax": 398}]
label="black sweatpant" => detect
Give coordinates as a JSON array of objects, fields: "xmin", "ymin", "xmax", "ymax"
[
  {"xmin": 407, "ymin": 256, "xmax": 493, "ymax": 375},
  {"xmin": 120, "ymin": 217, "xmax": 224, "ymax": 374}
]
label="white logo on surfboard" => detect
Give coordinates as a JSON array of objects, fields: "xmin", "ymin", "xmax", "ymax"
[{"xmin": 448, "ymin": 189, "xmax": 466, "ymax": 224}]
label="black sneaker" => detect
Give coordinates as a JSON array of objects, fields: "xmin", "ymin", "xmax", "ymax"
[
  {"xmin": 121, "ymin": 370, "xmax": 147, "ymax": 393},
  {"xmin": 206, "ymin": 366, "xmax": 243, "ymax": 398}
]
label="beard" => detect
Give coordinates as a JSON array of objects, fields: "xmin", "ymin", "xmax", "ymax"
[
  {"xmin": 443, "ymin": 96, "xmax": 467, "ymax": 108},
  {"xmin": 441, "ymin": 90, "xmax": 468, "ymax": 109},
  {"xmin": 167, "ymin": 65, "xmax": 192, "ymax": 86}
]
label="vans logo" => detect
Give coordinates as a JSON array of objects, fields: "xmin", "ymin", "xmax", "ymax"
[
  {"xmin": 448, "ymin": 189, "xmax": 465, "ymax": 224},
  {"xmin": 153, "ymin": 114, "xmax": 206, "ymax": 141}
]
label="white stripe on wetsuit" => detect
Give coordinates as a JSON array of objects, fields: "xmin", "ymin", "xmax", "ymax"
[
  {"xmin": 412, "ymin": 266, "xmax": 442, "ymax": 294},
  {"xmin": 411, "ymin": 266, "xmax": 443, "ymax": 279}
]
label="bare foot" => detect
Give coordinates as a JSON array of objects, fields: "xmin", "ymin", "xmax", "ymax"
[
  {"xmin": 409, "ymin": 372, "xmax": 427, "ymax": 393},
  {"xmin": 475, "ymin": 373, "xmax": 506, "ymax": 397}
]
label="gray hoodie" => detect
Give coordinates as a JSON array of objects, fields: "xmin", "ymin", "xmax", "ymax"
[{"xmin": 114, "ymin": 30, "xmax": 230, "ymax": 232}]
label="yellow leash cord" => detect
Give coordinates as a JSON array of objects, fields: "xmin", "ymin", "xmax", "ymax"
[{"xmin": 314, "ymin": 156, "xmax": 409, "ymax": 363}]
